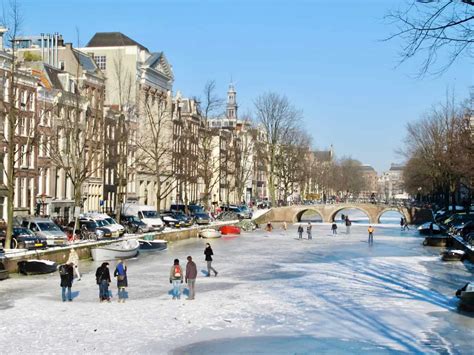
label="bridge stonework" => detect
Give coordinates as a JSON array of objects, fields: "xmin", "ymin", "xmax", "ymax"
[{"xmin": 254, "ymin": 204, "xmax": 427, "ymax": 225}]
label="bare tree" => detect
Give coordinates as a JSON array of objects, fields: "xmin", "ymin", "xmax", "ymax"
[
  {"xmin": 135, "ymin": 92, "xmax": 175, "ymax": 210},
  {"xmin": 46, "ymin": 82, "xmax": 104, "ymax": 217},
  {"xmin": 1, "ymin": 0, "xmax": 39, "ymax": 248},
  {"xmin": 401, "ymin": 93, "xmax": 473, "ymax": 208},
  {"xmin": 112, "ymin": 51, "xmax": 134, "ymax": 221},
  {"xmin": 196, "ymin": 80, "xmax": 224, "ymax": 209},
  {"xmin": 254, "ymin": 92, "xmax": 301, "ymax": 205},
  {"xmin": 386, "ymin": 0, "xmax": 473, "ymax": 75},
  {"xmin": 274, "ymin": 127, "xmax": 312, "ymax": 204}
]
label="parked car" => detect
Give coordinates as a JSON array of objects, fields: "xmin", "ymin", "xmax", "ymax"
[
  {"xmin": 0, "ymin": 227, "xmax": 48, "ymax": 249},
  {"xmin": 458, "ymin": 221, "xmax": 474, "ymax": 238},
  {"xmin": 121, "ymin": 203, "xmax": 165, "ymax": 231},
  {"xmin": 82, "ymin": 213, "xmax": 125, "ymax": 236},
  {"xmin": 121, "ymin": 215, "xmax": 150, "ymax": 234},
  {"xmin": 443, "ymin": 213, "xmax": 474, "ymax": 229},
  {"xmin": 220, "ymin": 205, "xmax": 252, "ymax": 219},
  {"xmin": 192, "ymin": 212, "xmax": 211, "ymax": 225},
  {"xmin": 67, "ymin": 220, "xmax": 110, "ymax": 240},
  {"xmin": 160, "ymin": 212, "xmax": 181, "ymax": 228},
  {"xmin": 163, "ymin": 211, "xmax": 194, "ymax": 227},
  {"xmin": 21, "ymin": 218, "xmax": 68, "ymax": 247}
]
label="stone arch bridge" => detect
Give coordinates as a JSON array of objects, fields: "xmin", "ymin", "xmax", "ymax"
[{"xmin": 254, "ymin": 204, "xmax": 430, "ymax": 225}]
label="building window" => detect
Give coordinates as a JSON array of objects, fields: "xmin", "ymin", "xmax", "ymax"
[{"xmin": 94, "ymin": 55, "xmax": 107, "ymax": 70}]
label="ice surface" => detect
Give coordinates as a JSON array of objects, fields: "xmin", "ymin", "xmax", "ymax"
[{"xmin": 0, "ymin": 223, "xmax": 473, "ymax": 354}]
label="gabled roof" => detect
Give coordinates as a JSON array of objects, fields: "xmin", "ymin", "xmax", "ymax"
[
  {"xmin": 142, "ymin": 51, "xmax": 174, "ymax": 80},
  {"xmin": 86, "ymin": 32, "xmax": 148, "ymax": 51}
]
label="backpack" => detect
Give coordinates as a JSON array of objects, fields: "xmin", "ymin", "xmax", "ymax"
[
  {"xmin": 59, "ymin": 264, "xmax": 68, "ymax": 276},
  {"xmin": 173, "ymin": 265, "xmax": 181, "ymax": 278}
]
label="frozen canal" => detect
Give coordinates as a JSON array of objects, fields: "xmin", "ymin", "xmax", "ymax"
[{"xmin": 0, "ymin": 222, "xmax": 473, "ymax": 354}]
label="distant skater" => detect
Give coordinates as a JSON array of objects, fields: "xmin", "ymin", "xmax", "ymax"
[
  {"xmin": 96, "ymin": 262, "xmax": 111, "ymax": 302},
  {"xmin": 307, "ymin": 222, "xmax": 312, "ymax": 240},
  {"xmin": 341, "ymin": 213, "xmax": 345, "ymax": 222},
  {"xmin": 368, "ymin": 225, "xmax": 374, "ymax": 245},
  {"xmin": 169, "ymin": 259, "xmax": 183, "ymax": 300},
  {"xmin": 297, "ymin": 225, "xmax": 303, "ymax": 239},
  {"xmin": 59, "ymin": 262, "xmax": 74, "ymax": 302},
  {"xmin": 204, "ymin": 243, "xmax": 218, "ymax": 277},
  {"xmin": 282, "ymin": 221, "xmax": 287, "ymax": 231},
  {"xmin": 114, "ymin": 260, "xmax": 128, "ymax": 303},
  {"xmin": 331, "ymin": 222, "xmax": 337, "ymax": 235},
  {"xmin": 403, "ymin": 218, "xmax": 410, "ymax": 231},
  {"xmin": 400, "ymin": 217, "xmax": 404, "ymax": 231},
  {"xmin": 345, "ymin": 217, "xmax": 352, "ymax": 234},
  {"xmin": 185, "ymin": 256, "xmax": 197, "ymax": 300}
]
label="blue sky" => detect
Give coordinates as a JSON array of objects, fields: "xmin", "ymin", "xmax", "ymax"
[{"xmin": 20, "ymin": 0, "xmax": 472, "ymax": 173}]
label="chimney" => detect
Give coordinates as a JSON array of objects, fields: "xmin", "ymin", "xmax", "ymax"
[{"xmin": 0, "ymin": 26, "xmax": 8, "ymax": 51}]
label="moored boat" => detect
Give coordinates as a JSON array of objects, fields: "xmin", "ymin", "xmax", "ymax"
[
  {"xmin": 17, "ymin": 259, "xmax": 57, "ymax": 275},
  {"xmin": 138, "ymin": 239, "xmax": 168, "ymax": 251},
  {"xmin": 441, "ymin": 249, "xmax": 465, "ymax": 262},
  {"xmin": 220, "ymin": 225, "xmax": 241, "ymax": 235},
  {"xmin": 199, "ymin": 229, "xmax": 221, "ymax": 239},
  {"xmin": 456, "ymin": 282, "xmax": 474, "ymax": 311},
  {"xmin": 91, "ymin": 240, "xmax": 139, "ymax": 261},
  {"xmin": 418, "ymin": 222, "xmax": 442, "ymax": 236},
  {"xmin": 423, "ymin": 235, "xmax": 449, "ymax": 247},
  {"xmin": 0, "ymin": 261, "xmax": 8, "ymax": 280}
]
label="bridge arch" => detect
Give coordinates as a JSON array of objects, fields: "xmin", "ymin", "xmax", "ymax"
[
  {"xmin": 376, "ymin": 208, "xmax": 408, "ymax": 224},
  {"xmin": 294, "ymin": 209, "xmax": 324, "ymax": 223},
  {"xmin": 329, "ymin": 206, "xmax": 373, "ymax": 224}
]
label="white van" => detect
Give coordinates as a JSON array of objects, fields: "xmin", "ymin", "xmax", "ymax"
[
  {"xmin": 121, "ymin": 203, "xmax": 165, "ymax": 232},
  {"xmin": 82, "ymin": 213, "xmax": 125, "ymax": 236}
]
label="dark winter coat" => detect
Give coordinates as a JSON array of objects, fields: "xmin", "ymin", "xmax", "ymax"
[
  {"xmin": 297, "ymin": 226, "xmax": 303, "ymax": 234},
  {"xmin": 95, "ymin": 265, "xmax": 111, "ymax": 285},
  {"xmin": 59, "ymin": 264, "xmax": 74, "ymax": 288},
  {"xmin": 331, "ymin": 223, "xmax": 337, "ymax": 230},
  {"xmin": 204, "ymin": 246, "xmax": 214, "ymax": 261},
  {"xmin": 114, "ymin": 264, "xmax": 128, "ymax": 288}
]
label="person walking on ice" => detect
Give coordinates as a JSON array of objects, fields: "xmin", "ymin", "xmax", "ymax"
[
  {"xmin": 204, "ymin": 243, "xmax": 218, "ymax": 277},
  {"xmin": 114, "ymin": 259, "xmax": 128, "ymax": 303},
  {"xmin": 368, "ymin": 225, "xmax": 375, "ymax": 245},
  {"xmin": 169, "ymin": 259, "xmax": 183, "ymax": 300},
  {"xmin": 307, "ymin": 222, "xmax": 312, "ymax": 240},
  {"xmin": 297, "ymin": 225, "xmax": 303, "ymax": 239},
  {"xmin": 331, "ymin": 222, "xmax": 337, "ymax": 235},
  {"xmin": 59, "ymin": 262, "xmax": 74, "ymax": 302},
  {"xmin": 185, "ymin": 256, "xmax": 197, "ymax": 300},
  {"xmin": 95, "ymin": 262, "xmax": 111, "ymax": 302},
  {"xmin": 345, "ymin": 217, "xmax": 352, "ymax": 234}
]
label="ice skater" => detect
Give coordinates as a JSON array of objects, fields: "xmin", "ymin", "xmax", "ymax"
[
  {"xmin": 345, "ymin": 217, "xmax": 351, "ymax": 234},
  {"xmin": 331, "ymin": 222, "xmax": 337, "ymax": 235},
  {"xmin": 59, "ymin": 262, "xmax": 74, "ymax": 302},
  {"xmin": 169, "ymin": 259, "xmax": 183, "ymax": 300},
  {"xmin": 307, "ymin": 222, "xmax": 312, "ymax": 240},
  {"xmin": 368, "ymin": 225, "xmax": 374, "ymax": 245},
  {"xmin": 297, "ymin": 225, "xmax": 303, "ymax": 239},
  {"xmin": 204, "ymin": 243, "xmax": 218, "ymax": 277},
  {"xmin": 400, "ymin": 217, "xmax": 404, "ymax": 231},
  {"xmin": 185, "ymin": 256, "xmax": 197, "ymax": 300},
  {"xmin": 403, "ymin": 218, "xmax": 410, "ymax": 231},
  {"xmin": 95, "ymin": 262, "xmax": 111, "ymax": 302},
  {"xmin": 114, "ymin": 260, "xmax": 128, "ymax": 303}
]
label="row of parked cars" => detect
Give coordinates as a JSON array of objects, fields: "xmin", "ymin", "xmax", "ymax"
[{"xmin": 0, "ymin": 203, "xmax": 255, "ymax": 250}]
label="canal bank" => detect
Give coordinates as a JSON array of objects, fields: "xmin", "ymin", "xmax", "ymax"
[{"xmin": 1, "ymin": 221, "xmax": 238, "ymax": 273}]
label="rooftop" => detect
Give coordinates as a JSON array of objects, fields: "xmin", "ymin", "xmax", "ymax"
[{"xmin": 86, "ymin": 32, "xmax": 148, "ymax": 51}]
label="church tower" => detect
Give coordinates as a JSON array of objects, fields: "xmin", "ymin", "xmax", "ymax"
[{"xmin": 226, "ymin": 82, "xmax": 238, "ymax": 120}]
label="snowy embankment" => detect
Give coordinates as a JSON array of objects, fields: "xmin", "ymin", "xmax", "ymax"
[{"xmin": 0, "ymin": 224, "xmax": 473, "ymax": 354}]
